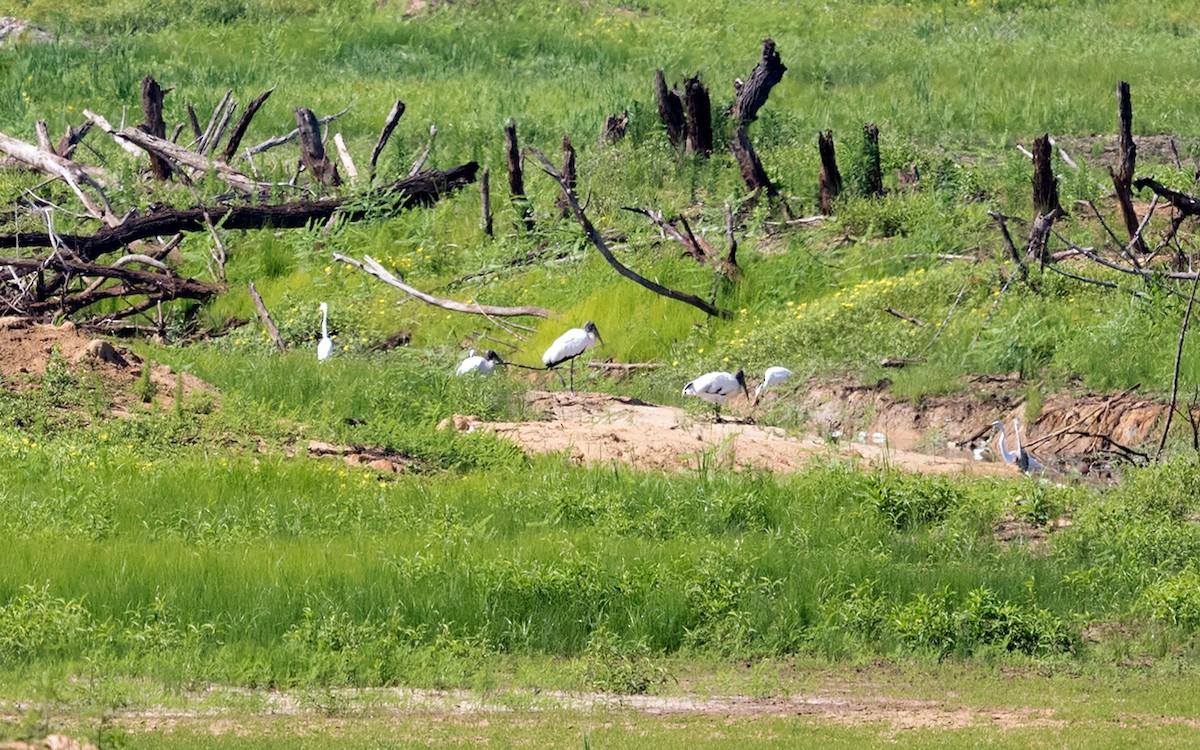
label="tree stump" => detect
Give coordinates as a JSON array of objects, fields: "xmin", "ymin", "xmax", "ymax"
[
  {"xmin": 1110, "ymin": 81, "xmax": 1145, "ymax": 253},
  {"xmin": 654, "ymin": 70, "xmax": 687, "ymax": 151},
  {"xmin": 599, "ymin": 111, "xmax": 629, "ymax": 147},
  {"xmin": 504, "ymin": 119, "xmax": 534, "ymax": 232},
  {"xmin": 683, "ymin": 75, "xmax": 713, "ymax": 156},
  {"xmin": 817, "ymin": 129, "xmax": 842, "ymax": 214},
  {"xmin": 140, "ymin": 76, "xmax": 172, "ymax": 181},
  {"xmin": 294, "ymin": 107, "xmax": 341, "ymax": 187},
  {"xmin": 1031, "ymin": 133, "xmax": 1062, "ymax": 218},
  {"xmin": 862, "ymin": 123, "xmax": 882, "ymax": 198},
  {"xmin": 732, "ymin": 38, "xmax": 786, "ymax": 125}
]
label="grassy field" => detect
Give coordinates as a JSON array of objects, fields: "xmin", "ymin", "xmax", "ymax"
[{"xmin": 3, "ymin": 0, "xmax": 1200, "ymax": 746}]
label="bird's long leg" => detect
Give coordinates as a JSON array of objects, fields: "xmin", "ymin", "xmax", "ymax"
[
  {"xmin": 569, "ymin": 358, "xmax": 575, "ymax": 392},
  {"xmin": 552, "ymin": 366, "xmax": 566, "ymax": 388},
  {"xmin": 714, "ymin": 404, "xmax": 722, "ymax": 423}
]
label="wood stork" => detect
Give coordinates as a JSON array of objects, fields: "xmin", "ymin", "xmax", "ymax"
[
  {"xmin": 542, "ymin": 320, "xmax": 602, "ymax": 391},
  {"xmin": 317, "ymin": 302, "xmax": 333, "ymax": 362},
  {"xmin": 456, "ymin": 349, "xmax": 503, "ymax": 376},
  {"xmin": 682, "ymin": 369, "xmax": 750, "ymax": 422},
  {"xmin": 753, "ymin": 366, "xmax": 792, "ymax": 404},
  {"xmin": 992, "ymin": 419, "xmax": 1044, "ymax": 473}
]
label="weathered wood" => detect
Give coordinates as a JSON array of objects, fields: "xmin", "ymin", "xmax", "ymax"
[
  {"xmin": 730, "ymin": 125, "xmax": 775, "ymax": 196},
  {"xmin": 0, "ymin": 162, "xmax": 479, "ymax": 260},
  {"xmin": 557, "ymin": 135, "xmax": 576, "ymax": 219},
  {"xmin": 248, "ymin": 280, "xmax": 287, "ymax": 353},
  {"xmin": 333, "ymin": 133, "xmax": 358, "ymax": 181},
  {"xmin": 34, "ymin": 120, "xmax": 51, "ymax": 152},
  {"xmin": 654, "ymin": 70, "xmax": 686, "ymax": 151},
  {"xmin": 862, "ymin": 123, "xmax": 882, "ymax": 198},
  {"xmin": 83, "ymin": 109, "xmax": 143, "ymax": 156},
  {"xmin": 599, "ymin": 111, "xmax": 629, "ymax": 147},
  {"xmin": 221, "ymin": 87, "xmax": 274, "ymax": 162},
  {"xmin": 241, "ymin": 107, "xmax": 350, "ymax": 159},
  {"xmin": 1159, "ymin": 271, "xmax": 1200, "ymax": 458},
  {"xmin": 198, "ymin": 89, "xmax": 232, "ymax": 154},
  {"xmin": 817, "ymin": 129, "xmax": 841, "ymax": 214},
  {"xmin": 186, "ymin": 104, "xmax": 202, "ymax": 142},
  {"xmin": 1110, "ymin": 81, "xmax": 1145, "ymax": 254},
  {"xmin": 110, "ymin": 126, "xmax": 259, "ymax": 194},
  {"xmin": 408, "ymin": 124, "xmax": 437, "ymax": 177},
  {"xmin": 1026, "ymin": 208, "xmax": 1060, "ymax": 267},
  {"xmin": 480, "ymin": 167, "xmax": 493, "ymax": 236},
  {"xmin": 140, "ymin": 76, "xmax": 173, "ymax": 180},
  {"xmin": 683, "ymin": 75, "xmax": 713, "ymax": 156},
  {"xmin": 55, "ymin": 119, "xmax": 93, "ymax": 159},
  {"xmin": 0, "ymin": 131, "xmax": 115, "ymax": 224},
  {"xmin": 1134, "ymin": 177, "xmax": 1200, "ymax": 217},
  {"xmin": 622, "ymin": 205, "xmax": 715, "ymax": 265},
  {"xmin": 732, "ymin": 39, "xmax": 786, "ymax": 125},
  {"xmin": 504, "ymin": 120, "xmax": 534, "ymax": 231},
  {"xmin": 370, "ymin": 99, "xmax": 405, "ymax": 179},
  {"xmin": 294, "ymin": 107, "xmax": 341, "ymax": 187},
  {"xmin": 1031, "ymin": 133, "xmax": 1062, "ymax": 217}
]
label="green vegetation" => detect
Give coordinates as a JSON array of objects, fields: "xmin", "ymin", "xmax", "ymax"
[{"xmin": 3, "ymin": 0, "xmax": 1200, "ymax": 745}]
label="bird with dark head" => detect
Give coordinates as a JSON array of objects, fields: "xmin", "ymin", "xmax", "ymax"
[
  {"xmin": 542, "ymin": 320, "xmax": 603, "ymax": 391},
  {"xmin": 456, "ymin": 349, "xmax": 504, "ymax": 376},
  {"xmin": 683, "ymin": 368, "xmax": 750, "ymax": 423}
]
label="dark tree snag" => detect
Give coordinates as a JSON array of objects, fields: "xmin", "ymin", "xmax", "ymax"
[
  {"xmin": 369, "ymin": 99, "xmax": 405, "ymax": 180},
  {"xmin": 504, "ymin": 119, "xmax": 534, "ymax": 231},
  {"xmin": 1134, "ymin": 177, "xmax": 1200, "ymax": 216},
  {"xmin": 862, "ymin": 123, "xmax": 883, "ymax": 198},
  {"xmin": 683, "ymin": 75, "xmax": 713, "ymax": 156},
  {"xmin": 1026, "ymin": 209, "xmax": 1060, "ymax": 267},
  {"xmin": 730, "ymin": 125, "xmax": 776, "ymax": 197},
  {"xmin": 186, "ymin": 104, "xmax": 203, "ymax": 143},
  {"xmin": 557, "ymin": 136, "xmax": 577, "ymax": 219},
  {"xmin": 1110, "ymin": 81, "xmax": 1146, "ymax": 254},
  {"xmin": 599, "ymin": 110, "xmax": 629, "ymax": 147},
  {"xmin": 988, "ymin": 210, "xmax": 1029, "ymax": 285},
  {"xmin": 55, "ymin": 119, "xmax": 93, "ymax": 159},
  {"xmin": 732, "ymin": 39, "xmax": 786, "ymax": 125},
  {"xmin": 248, "ymin": 280, "xmax": 287, "ymax": 353},
  {"xmin": 294, "ymin": 107, "xmax": 341, "ymax": 187},
  {"xmin": 0, "ymin": 163, "xmax": 479, "ymax": 260},
  {"xmin": 221, "ymin": 87, "xmax": 274, "ymax": 162},
  {"xmin": 1031, "ymin": 133, "xmax": 1062, "ymax": 217},
  {"xmin": 241, "ymin": 107, "xmax": 350, "ymax": 159},
  {"xmin": 531, "ymin": 147, "xmax": 733, "ymax": 319},
  {"xmin": 817, "ymin": 129, "xmax": 842, "ymax": 215},
  {"xmin": 198, "ymin": 89, "xmax": 233, "ymax": 154},
  {"xmin": 654, "ymin": 70, "xmax": 687, "ymax": 151},
  {"xmin": 480, "ymin": 167, "xmax": 493, "ymax": 236},
  {"xmin": 140, "ymin": 76, "xmax": 173, "ymax": 181}
]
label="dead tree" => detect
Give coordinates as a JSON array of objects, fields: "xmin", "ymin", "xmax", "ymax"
[
  {"xmin": 683, "ymin": 75, "xmax": 713, "ymax": 156},
  {"xmin": 654, "ymin": 69, "xmax": 687, "ymax": 151},
  {"xmin": 480, "ymin": 167, "xmax": 493, "ymax": 237},
  {"xmin": 557, "ymin": 136, "xmax": 576, "ymax": 219},
  {"xmin": 862, "ymin": 123, "xmax": 883, "ymax": 198},
  {"xmin": 599, "ymin": 111, "xmax": 629, "ymax": 147},
  {"xmin": 1111, "ymin": 81, "xmax": 1146, "ymax": 254},
  {"xmin": 221, "ymin": 87, "xmax": 274, "ymax": 162},
  {"xmin": 295, "ymin": 107, "xmax": 341, "ymax": 187},
  {"xmin": 731, "ymin": 125, "xmax": 776, "ymax": 198},
  {"xmin": 504, "ymin": 119, "xmax": 534, "ymax": 231},
  {"xmin": 370, "ymin": 99, "xmax": 405, "ymax": 181},
  {"xmin": 817, "ymin": 129, "xmax": 841, "ymax": 214},
  {"xmin": 732, "ymin": 39, "xmax": 786, "ymax": 125},
  {"xmin": 1031, "ymin": 133, "xmax": 1062, "ymax": 217},
  {"xmin": 139, "ymin": 76, "xmax": 173, "ymax": 181}
]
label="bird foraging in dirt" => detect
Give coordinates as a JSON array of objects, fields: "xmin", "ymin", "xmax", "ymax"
[
  {"xmin": 753, "ymin": 366, "xmax": 792, "ymax": 404},
  {"xmin": 683, "ymin": 369, "xmax": 750, "ymax": 423},
  {"xmin": 456, "ymin": 349, "xmax": 503, "ymax": 376},
  {"xmin": 542, "ymin": 320, "xmax": 603, "ymax": 391},
  {"xmin": 317, "ymin": 302, "xmax": 333, "ymax": 363},
  {"xmin": 991, "ymin": 419, "xmax": 1044, "ymax": 473}
]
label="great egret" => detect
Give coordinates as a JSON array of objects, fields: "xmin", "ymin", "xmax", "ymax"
[
  {"xmin": 754, "ymin": 366, "xmax": 792, "ymax": 403},
  {"xmin": 992, "ymin": 419, "xmax": 1044, "ymax": 473},
  {"xmin": 456, "ymin": 349, "xmax": 503, "ymax": 376},
  {"xmin": 683, "ymin": 369, "xmax": 750, "ymax": 422},
  {"xmin": 317, "ymin": 302, "xmax": 333, "ymax": 362},
  {"xmin": 542, "ymin": 320, "xmax": 603, "ymax": 391}
]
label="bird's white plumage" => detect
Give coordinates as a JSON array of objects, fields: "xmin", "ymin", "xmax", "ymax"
[
  {"xmin": 682, "ymin": 371, "xmax": 745, "ymax": 405},
  {"xmin": 754, "ymin": 366, "xmax": 792, "ymax": 398},
  {"xmin": 543, "ymin": 325, "xmax": 599, "ymax": 367},
  {"xmin": 992, "ymin": 419, "xmax": 1044, "ymax": 473},
  {"xmin": 456, "ymin": 349, "xmax": 501, "ymax": 376},
  {"xmin": 317, "ymin": 302, "xmax": 333, "ymax": 362}
]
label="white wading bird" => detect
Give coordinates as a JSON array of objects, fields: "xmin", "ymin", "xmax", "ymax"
[
  {"xmin": 542, "ymin": 320, "xmax": 603, "ymax": 391},
  {"xmin": 753, "ymin": 366, "xmax": 793, "ymax": 404},
  {"xmin": 683, "ymin": 369, "xmax": 750, "ymax": 423},
  {"xmin": 991, "ymin": 419, "xmax": 1044, "ymax": 473},
  {"xmin": 456, "ymin": 349, "xmax": 503, "ymax": 376},
  {"xmin": 317, "ymin": 302, "xmax": 333, "ymax": 363}
]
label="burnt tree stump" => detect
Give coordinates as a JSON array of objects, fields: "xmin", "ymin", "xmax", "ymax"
[
  {"xmin": 655, "ymin": 70, "xmax": 687, "ymax": 151},
  {"xmin": 557, "ymin": 136, "xmax": 577, "ymax": 219},
  {"xmin": 684, "ymin": 75, "xmax": 713, "ymax": 156},
  {"xmin": 600, "ymin": 110, "xmax": 629, "ymax": 147},
  {"xmin": 294, "ymin": 107, "xmax": 341, "ymax": 187},
  {"xmin": 504, "ymin": 119, "xmax": 534, "ymax": 232},
  {"xmin": 732, "ymin": 39, "xmax": 787, "ymax": 125},
  {"xmin": 862, "ymin": 123, "xmax": 882, "ymax": 198},
  {"xmin": 1031, "ymin": 133, "xmax": 1062, "ymax": 218},
  {"xmin": 140, "ymin": 76, "xmax": 173, "ymax": 181},
  {"xmin": 480, "ymin": 167, "xmax": 493, "ymax": 237},
  {"xmin": 731, "ymin": 125, "xmax": 776, "ymax": 197},
  {"xmin": 817, "ymin": 129, "xmax": 842, "ymax": 215},
  {"xmin": 1111, "ymin": 81, "xmax": 1145, "ymax": 253}
]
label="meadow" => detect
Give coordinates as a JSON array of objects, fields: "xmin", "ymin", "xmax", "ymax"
[{"xmin": 2, "ymin": 0, "xmax": 1200, "ymax": 746}]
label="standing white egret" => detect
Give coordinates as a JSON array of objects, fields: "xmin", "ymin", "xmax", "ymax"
[
  {"xmin": 753, "ymin": 366, "xmax": 793, "ymax": 403},
  {"xmin": 317, "ymin": 302, "xmax": 333, "ymax": 363},
  {"xmin": 682, "ymin": 369, "xmax": 750, "ymax": 422},
  {"xmin": 542, "ymin": 320, "xmax": 603, "ymax": 391},
  {"xmin": 456, "ymin": 349, "xmax": 503, "ymax": 376},
  {"xmin": 1013, "ymin": 418, "xmax": 1045, "ymax": 473}
]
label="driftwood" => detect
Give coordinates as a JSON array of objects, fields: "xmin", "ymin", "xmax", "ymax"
[
  {"xmin": 683, "ymin": 75, "xmax": 713, "ymax": 156},
  {"xmin": 369, "ymin": 99, "xmax": 405, "ymax": 180},
  {"xmin": 334, "ymin": 253, "xmax": 553, "ymax": 318},
  {"xmin": 817, "ymin": 129, "xmax": 841, "ymax": 214},
  {"xmin": 504, "ymin": 119, "xmax": 534, "ymax": 231},
  {"xmin": 221, "ymin": 87, "xmax": 274, "ymax": 162},
  {"xmin": 531, "ymin": 147, "xmax": 733, "ymax": 319},
  {"xmin": 248, "ymin": 280, "xmax": 287, "ymax": 353},
  {"xmin": 333, "ymin": 133, "xmax": 358, "ymax": 181},
  {"xmin": 140, "ymin": 76, "xmax": 173, "ymax": 181},
  {"xmin": 654, "ymin": 70, "xmax": 686, "ymax": 151},
  {"xmin": 295, "ymin": 107, "xmax": 341, "ymax": 187},
  {"xmin": 732, "ymin": 39, "xmax": 786, "ymax": 125},
  {"xmin": 1110, "ymin": 81, "xmax": 1146, "ymax": 254}
]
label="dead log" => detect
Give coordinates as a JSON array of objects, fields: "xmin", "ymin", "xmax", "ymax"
[
  {"xmin": 248, "ymin": 280, "xmax": 287, "ymax": 353},
  {"xmin": 140, "ymin": 76, "xmax": 173, "ymax": 181},
  {"xmin": 683, "ymin": 75, "xmax": 713, "ymax": 156},
  {"xmin": 557, "ymin": 136, "xmax": 576, "ymax": 219},
  {"xmin": 241, "ymin": 106, "xmax": 350, "ymax": 159},
  {"xmin": 730, "ymin": 125, "xmax": 775, "ymax": 197},
  {"xmin": 732, "ymin": 39, "xmax": 786, "ymax": 125},
  {"xmin": 34, "ymin": 120, "xmax": 51, "ymax": 152},
  {"xmin": 0, "ymin": 162, "xmax": 479, "ymax": 260},
  {"xmin": 599, "ymin": 111, "xmax": 629, "ymax": 147},
  {"xmin": 55, "ymin": 119, "xmax": 93, "ymax": 159},
  {"xmin": 295, "ymin": 107, "xmax": 341, "ymax": 187},
  {"xmin": 504, "ymin": 119, "xmax": 534, "ymax": 231},
  {"xmin": 622, "ymin": 205, "xmax": 716, "ymax": 265},
  {"xmin": 1110, "ymin": 81, "xmax": 1145, "ymax": 254},
  {"xmin": 1133, "ymin": 177, "xmax": 1200, "ymax": 217},
  {"xmin": 1031, "ymin": 133, "xmax": 1062, "ymax": 217},
  {"xmin": 654, "ymin": 70, "xmax": 687, "ymax": 151},
  {"xmin": 817, "ymin": 129, "xmax": 841, "ymax": 214},
  {"xmin": 531, "ymin": 147, "xmax": 733, "ymax": 319},
  {"xmin": 370, "ymin": 99, "xmax": 405, "ymax": 180},
  {"xmin": 111, "ymin": 126, "xmax": 259, "ymax": 194},
  {"xmin": 221, "ymin": 87, "xmax": 274, "ymax": 162},
  {"xmin": 862, "ymin": 123, "xmax": 882, "ymax": 198},
  {"xmin": 0, "ymin": 131, "xmax": 115, "ymax": 225}
]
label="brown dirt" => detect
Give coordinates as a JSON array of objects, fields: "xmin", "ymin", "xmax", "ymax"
[{"xmin": 0, "ymin": 316, "xmax": 215, "ymax": 414}]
